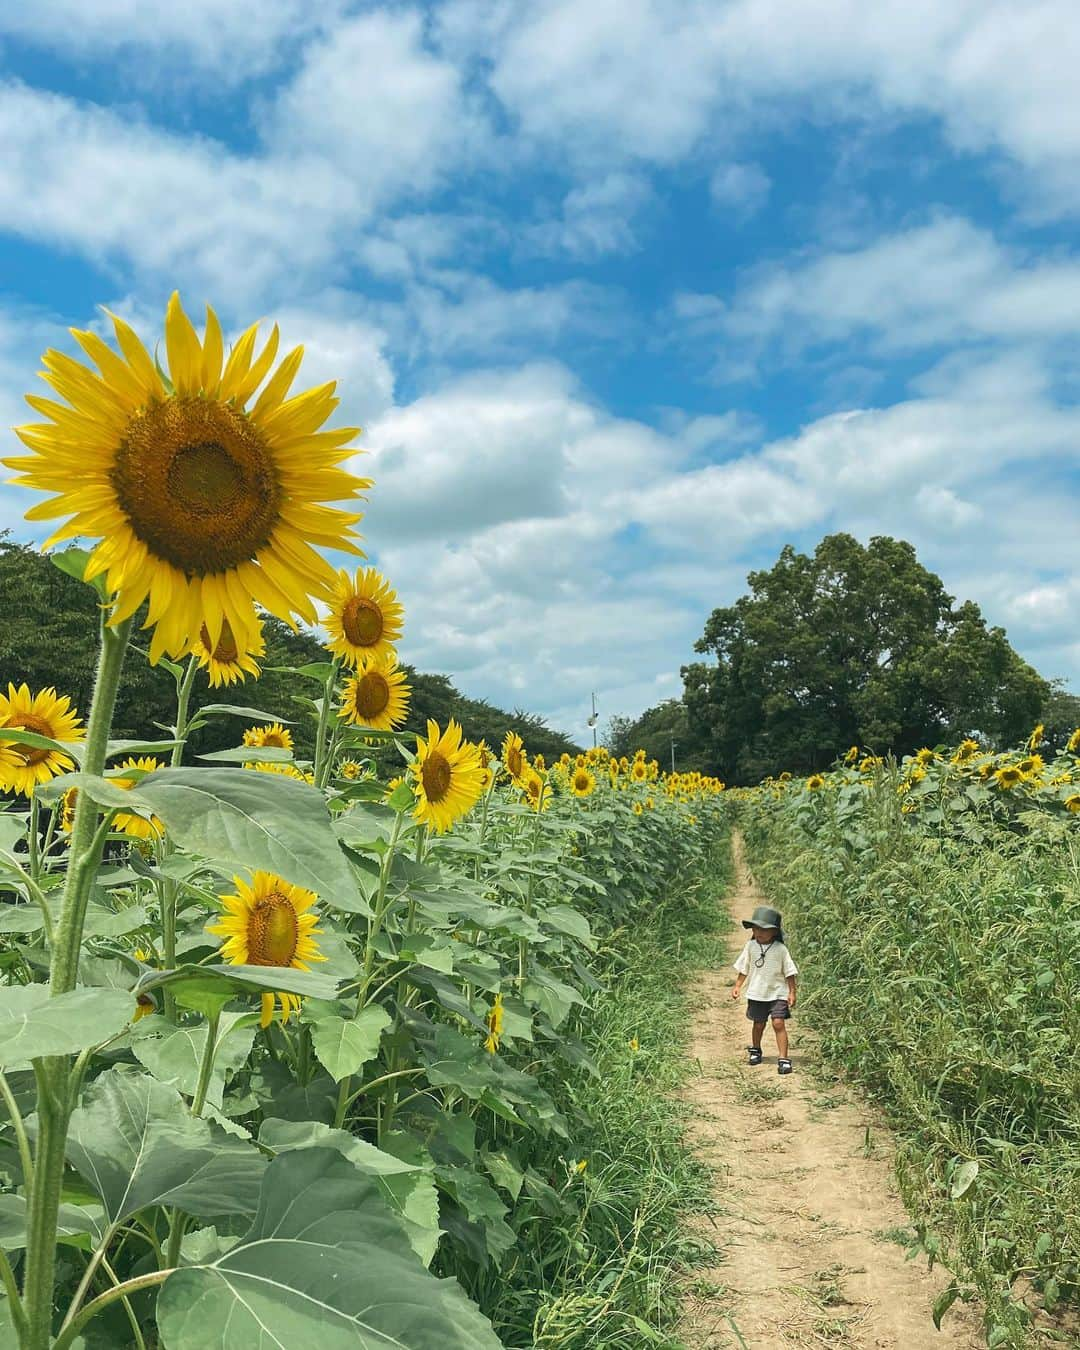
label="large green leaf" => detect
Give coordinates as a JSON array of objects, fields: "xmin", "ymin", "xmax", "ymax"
[
  {"xmin": 138, "ymin": 962, "xmax": 340, "ymax": 1005},
  {"xmin": 259, "ymin": 1120, "xmax": 441, "ymax": 1265},
  {"xmin": 0, "ymin": 1193, "xmax": 105, "ymax": 1250},
  {"xmin": 305, "ymin": 1003, "xmax": 391, "ymax": 1082},
  {"xmin": 65, "ymin": 1067, "xmax": 265, "ymax": 1223},
  {"xmin": 132, "ymin": 1014, "xmax": 255, "ymax": 1110},
  {"xmin": 157, "ymin": 1148, "xmax": 500, "ymax": 1349},
  {"xmin": 196, "ymin": 746, "xmax": 294, "ymax": 764},
  {"xmin": 65, "ymin": 768, "xmax": 362, "ymax": 910},
  {"xmin": 0, "ymin": 985, "xmax": 133, "ymax": 1066}
]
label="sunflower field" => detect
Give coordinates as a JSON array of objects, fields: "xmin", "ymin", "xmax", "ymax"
[
  {"xmin": 0, "ymin": 297, "xmax": 726, "ymax": 1349},
  {"xmin": 727, "ymin": 730, "xmax": 1080, "ymax": 1347}
]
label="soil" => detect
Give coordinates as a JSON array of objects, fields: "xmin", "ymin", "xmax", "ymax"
[{"xmin": 676, "ymin": 832, "xmax": 986, "ymax": 1350}]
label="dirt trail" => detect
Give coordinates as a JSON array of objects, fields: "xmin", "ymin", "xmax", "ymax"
[{"xmin": 677, "ymin": 832, "xmax": 984, "ymax": 1350}]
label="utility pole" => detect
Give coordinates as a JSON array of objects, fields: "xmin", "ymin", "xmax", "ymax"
[
  {"xmin": 587, "ymin": 692, "xmax": 598, "ymax": 748},
  {"xmin": 671, "ymin": 738, "xmax": 677, "ymax": 774}
]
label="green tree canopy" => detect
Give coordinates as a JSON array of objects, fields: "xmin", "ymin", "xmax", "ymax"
[
  {"xmin": 605, "ymin": 699, "xmax": 709, "ymax": 774},
  {"xmin": 682, "ymin": 533, "xmax": 1049, "ymax": 781},
  {"xmin": 0, "ymin": 534, "xmax": 579, "ymax": 769}
]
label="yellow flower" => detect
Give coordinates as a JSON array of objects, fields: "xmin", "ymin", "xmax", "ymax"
[
  {"xmin": 645, "ymin": 796, "xmax": 654, "ymax": 809},
  {"xmin": 843, "ymin": 745, "xmax": 859, "ymax": 764},
  {"xmin": 1027, "ymin": 723, "xmax": 1044, "ymax": 750},
  {"xmin": 952, "ymin": 738, "xmax": 980, "ymax": 764},
  {"xmin": 501, "ymin": 730, "xmax": 527, "ymax": 782},
  {"xmin": 477, "ymin": 765, "xmax": 495, "ymax": 793},
  {"xmin": 249, "ymin": 761, "xmax": 315, "ymax": 785},
  {"xmin": 520, "ymin": 765, "xmax": 550, "ymax": 812},
  {"xmin": 484, "ymin": 992, "xmax": 504, "ymax": 1054},
  {"xmin": 1016, "ymin": 755, "xmax": 1043, "ymax": 778},
  {"xmin": 632, "ymin": 801, "xmax": 643, "ymax": 815},
  {"xmin": 1067, "ymin": 728, "xmax": 1080, "ymax": 755},
  {"xmin": 629, "ymin": 1036, "xmax": 639, "ymax": 1052},
  {"xmin": 323, "ymin": 566, "xmax": 404, "ymax": 670},
  {"xmin": 207, "ymin": 871, "xmax": 325, "ymax": 1028},
  {"xmin": 476, "ymin": 740, "xmax": 492, "ymax": 770},
  {"xmin": 858, "ymin": 756, "xmax": 882, "ymax": 773},
  {"xmin": 411, "ymin": 719, "xmax": 485, "ymax": 834},
  {"xmin": 133, "ymin": 993, "xmax": 157, "ymax": 1022},
  {"xmin": 7, "ymin": 293, "xmax": 368, "ymax": 663},
  {"xmin": 60, "ymin": 785, "xmax": 78, "ymax": 835},
  {"xmin": 108, "ymin": 756, "xmax": 165, "ymax": 839},
  {"xmin": 337, "ymin": 759, "xmax": 362, "ymax": 781},
  {"xmin": 915, "ymin": 748, "xmax": 935, "ymax": 765},
  {"xmin": 806, "ymin": 774, "xmax": 825, "ymax": 791},
  {"xmin": 569, "ymin": 766, "xmax": 596, "ymax": 798},
  {"xmin": 995, "ymin": 765, "xmax": 1024, "ymax": 790},
  {"xmin": 339, "ymin": 656, "xmax": 411, "ymax": 731},
  {"xmin": 193, "ymin": 615, "xmax": 263, "ymax": 687},
  {"xmin": 630, "ymin": 760, "xmax": 648, "ymax": 782},
  {"xmin": 0, "ymin": 683, "xmax": 84, "ymax": 797},
  {"xmin": 575, "ymin": 1159, "xmax": 588, "ymax": 1174},
  {"xmin": 1064, "ymin": 794, "xmax": 1080, "ymax": 813},
  {"xmin": 243, "ymin": 722, "xmax": 294, "ymax": 751}
]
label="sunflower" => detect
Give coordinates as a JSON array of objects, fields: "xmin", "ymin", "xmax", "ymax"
[
  {"xmin": 249, "ymin": 761, "xmax": 315, "ymax": 785},
  {"xmin": 645, "ymin": 796, "xmax": 655, "ymax": 810},
  {"xmin": 520, "ymin": 765, "xmax": 550, "ymax": 812},
  {"xmin": 952, "ymin": 738, "xmax": 980, "ymax": 764},
  {"xmin": 411, "ymin": 719, "xmax": 485, "ymax": 833},
  {"xmin": 915, "ymin": 748, "xmax": 935, "ymax": 765},
  {"xmin": 1016, "ymin": 755, "xmax": 1044, "ymax": 778},
  {"xmin": 843, "ymin": 745, "xmax": 859, "ymax": 764},
  {"xmin": 478, "ymin": 765, "xmax": 495, "ymax": 793},
  {"xmin": 7, "ymin": 293, "xmax": 369, "ymax": 664},
  {"xmin": 502, "ymin": 730, "xmax": 527, "ymax": 782},
  {"xmin": 569, "ymin": 766, "xmax": 596, "ymax": 798},
  {"xmin": 1064, "ymin": 794, "xmax": 1080, "ymax": 813},
  {"xmin": 339, "ymin": 656, "xmax": 411, "ymax": 730},
  {"xmin": 995, "ymin": 765, "xmax": 1024, "ymax": 790},
  {"xmin": 0, "ymin": 683, "xmax": 84, "ymax": 797},
  {"xmin": 323, "ymin": 567, "xmax": 404, "ymax": 670},
  {"xmin": 108, "ymin": 756, "xmax": 164, "ymax": 838},
  {"xmin": 337, "ymin": 759, "xmax": 362, "ymax": 781},
  {"xmin": 1027, "ymin": 724, "xmax": 1045, "ymax": 751},
  {"xmin": 632, "ymin": 801, "xmax": 643, "ymax": 816},
  {"xmin": 476, "ymin": 740, "xmax": 491, "ymax": 770},
  {"xmin": 193, "ymin": 615, "xmax": 263, "ymax": 687},
  {"xmin": 243, "ymin": 722, "xmax": 293, "ymax": 751},
  {"xmin": 484, "ymin": 992, "xmax": 504, "ymax": 1054},
  {"xmin": 206, "ymin": 870, "xmax": 325, "ymax": 1027},
  {"xmin": 1068, "ymin": 728, "xmax": 1080, "ymax": 755},
  {"xmin": 60, "ymin": 784, "xmax": 78, "ymax": 834},
  {"xmin": 630, "ymin": 760, "xmax": 648, "ymax": 782},
  {"xmin": 806, "ymin": 774, "xmax": 825, "ymax": 791},
  {"xmin": 534, "ymin": 753, "xmax": 546, "ymax": 772}
]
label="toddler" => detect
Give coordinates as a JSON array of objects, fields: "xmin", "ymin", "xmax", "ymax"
[{"xmin": 731, "ymin": 904, "xmax": 798, "ymax": 1074}]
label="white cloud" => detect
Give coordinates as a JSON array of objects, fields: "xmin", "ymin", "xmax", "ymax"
[
  {"xmin": 521, "ymin": 173, "xmax": 653, "ymax": 259},
  {"xmin": 710, "ymin": 162, "xmax": 771, "ymax": 220}
]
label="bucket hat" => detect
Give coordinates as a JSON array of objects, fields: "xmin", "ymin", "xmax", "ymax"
[{"xmin": 742, "ymin": 905, "xmax": 785, "ymax": 944}]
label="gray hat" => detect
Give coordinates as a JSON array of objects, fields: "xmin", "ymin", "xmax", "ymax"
[{"xmin": 742, "ymin": 905, "xmax": 785, "ymax": 943}]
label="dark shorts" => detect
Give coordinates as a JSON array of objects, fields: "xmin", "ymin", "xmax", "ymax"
[{"xmin": 746, "ymin": 998, "xmax": 791, "ymax": 1022}]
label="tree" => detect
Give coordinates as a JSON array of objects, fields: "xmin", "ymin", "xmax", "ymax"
[
  {"xmin": 0, "ymin": 534, "xmax": 580, "ymax": 770},
  {"xmin": 604, "ymin": 699, "xmax": 709, "ymax": 773},
  {"xmin": 683, "ymin": 533, "xmax": 1049, "ymax": 781}
]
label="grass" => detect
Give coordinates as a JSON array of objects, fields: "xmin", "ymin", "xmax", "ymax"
[
  {"xmin": 743, "ymin": 792, "xmax": 1080, "ymax": 1348},
  {"xmin": 476, "ymin": 831, "xmax": 734, "ymax": 1348}
]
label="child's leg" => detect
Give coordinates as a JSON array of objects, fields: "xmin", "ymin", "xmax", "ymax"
[
  {"xmin": 771, "ymin": 1016, "xmax": 789, "ymax": 1059},
  {"xmin": 750, "ymin": 1020, "xmax": 767, "ymax": 1049}
]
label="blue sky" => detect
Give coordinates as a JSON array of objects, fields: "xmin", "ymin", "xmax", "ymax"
[{"xmin": 2, "ymin": 1, "xmax": 1079, "ymax": 742}]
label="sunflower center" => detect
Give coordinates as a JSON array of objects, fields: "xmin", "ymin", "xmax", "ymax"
[
  {"xmin": 5, "ymin": 711, "xmax": 55, "ymax": 766},
  {"xmin": 574, "ymin": 772, "xmax": 589, "ymax": 790},
  {"xmin": 352, "ymin": 673, "xmax": 390, "ymax": 719},
  {"xmin": 506, "ymin": 748, "xmax": 523, "ymax": 778},
  {"xmin": 421, "ymin": 750, "xmax": 452, "ymax": 803},
  {"xmin": 201, "ymin": 618, "xmax": 239, "ymax": 664},
  {"xmin": 342, "ymin": 596, "xmax": 384, "ymax": 647},
  {"xmin": 248, "ymin": 893, "xmax": 299, "ymax": 966},
  {"xmin": 112, "ymin": 398, "xmax": 282, "ymax": 576}
]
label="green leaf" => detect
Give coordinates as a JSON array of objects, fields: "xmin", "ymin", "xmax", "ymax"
[
  {"xmin": 0, "ymin": 1193, "xmax": 105, "ymax": 1250},
  {"xmin": 139, "ymin": 961, "xmax": 340, "ymax": 1007},
  {"xmin": 306, "ymin": 1004, "xmax": 391, "ymax": 1082},
  {"xmin": 104, "ymin": 739, "xmax": 183, "ymax": 760},
  {"xmin": 258, "ymin": 1120, "xmax": 441, "ymax": 1265},
  {"xmin": 539, "ymin": 903, "xmax": 594, "ymax": 945},
  {"xmin": 950, "ymin": 1159, "xmax": 979, "ymax": 1199},
  {"xmin": 194, "ymin": 704, "xmax": 295, "ymax": 723},
  {"xmin": 50, "ymin": 545, "xmax": 106, "ymax": 597},
  {"xmin": 131, "ymin": 1015, "xmax": 255, "ymax": 1110},
  {"xmin": 0, "ymin": 986, "xmax": 133, "ymax": 1066},
  {"xmin": 74, "ymin": 767, "xmax": 363, "ymax": 910},
  {"xmin": 932, "ymin": 1283, "xmax": 960, "ymax": 1330},
  {"xmin": 156, "ymin": 1148, "xmax": 501, "ymax": 1349},
  {"xmin": 196, "ymin": 745, "xmax": 294, "ymax": 764},
  {"xmin": 65, "ymin": 1067, "xmax": 266, "ymax": 1223}
]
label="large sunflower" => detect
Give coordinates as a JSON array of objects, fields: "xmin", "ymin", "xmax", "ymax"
[
  {"xmin": 193, "ymin": 615, "xmax": 263, "ymax": 687},
  {"xmin": 501, "ymin": 730, "xmax": 526, "ymax": 782},
  {"xmin": 243, "ymin": 722, "xmax": 293, "ymax": 751},
  {"xmin": 7, "ymin": 293, "xmax": 370, "ymax": 663},
  {"xmin": 520, "ymin": 765, "xmax": 550, "ymax": 812},
  {"xmin": 108, "ymin": 756, "xmax": 164, "ymax": 839},
  {"xmin": 339, "ymin": 656, "xmax": 411, "ymax": 730},
  {"xmin": 411, "ymin": 719, "xmax": 485, "ymax": 834},
  {"xmin": 569, "ymin": 766, "xmax": 596, "ymax": 798},
  {"xmin": 0, "ymin": 683, "xmax": 85, "ymax": 797},
  {"xmin": 206, "ymin": 870, "xmax": 325, "ymax": 1027},
  {"xmin": 323, "ymin": 567, "xmax": 404, "ymax": 670}
]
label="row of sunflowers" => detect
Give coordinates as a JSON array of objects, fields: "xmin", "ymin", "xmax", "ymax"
[{"xmin": 0, "ymin": 295, "xmax": 722, "ymax": 1349}]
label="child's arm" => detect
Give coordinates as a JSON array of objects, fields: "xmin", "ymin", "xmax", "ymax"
[
  {"xmin": 731, "ymin": 972, "xmax": 746, "ymax": 1001},
  {"xmin": 786, "ymin": 975, "xmax": 797, "ymax": 1009}
]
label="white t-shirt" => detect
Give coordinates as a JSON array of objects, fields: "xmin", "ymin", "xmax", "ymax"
[{"xmin": 733, "ymin": 938, "xmax": 798, "ymax": 1002}]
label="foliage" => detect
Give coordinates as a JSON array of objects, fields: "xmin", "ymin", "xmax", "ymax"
[
  {"xmin": 0, "ymin": 533, "xmax": 580, "ymax": 767},
  {"xmin": 684, "ymin": 533, "xmax": 1049, "ymax": 782},
  {"xmin": 604, "ymin": 698, "xmax": 709, "ymax": 775},
  {"xmin": 727, "ymin": 728, "xmax": 1080, "ymax": 1348}
]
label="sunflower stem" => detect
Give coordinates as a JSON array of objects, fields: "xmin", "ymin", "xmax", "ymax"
[
  {"xmin": 50, "ymin": 1268, "xmax": 174, "ymax": 1350},
  {"xmin": 28, "ymin": 792, "xmax": 40, "ymax": 884},
  {"xmin": 21, "ymin": 612, "xmax": 131, "ymax": 1350},
  {"xmin": 313, "ymin": 659, "xmax": 340, "ymax": 790},
  {"xmin": 170, "ymin": 655, "xmax": 198, "ymax": 768},
  {"xmin": 190, "ymin": 1011, "xmax": 220, "ymax": 1118},
  {"xmin": 0, "ymin": 1068, "xmax": 34, "ymax": 1194},
  {"xmin": 517, "ymin": 782, "xmax": 547, "ymax": 986}
]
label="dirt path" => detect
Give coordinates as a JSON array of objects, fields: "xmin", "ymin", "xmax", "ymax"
[{"xmin": 677, "ymin": 832, "xmax": 985, "ymax": 1350}]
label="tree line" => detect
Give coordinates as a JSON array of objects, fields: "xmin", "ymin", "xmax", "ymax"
[
  {"xmin": 0, "ymin": 533, "xmax": 580, "ymax": 764},
  {"xmin": 608, "ymin": 533, "xmax": 1078, "ymax": 783}
]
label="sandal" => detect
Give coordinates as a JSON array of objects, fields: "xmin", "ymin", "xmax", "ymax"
[
  {"xmin": 777, "ymin": 1057, "xmax": 793, "ymax": 1075},
  {"xmin": 747, "ymin": 1046, "xmax": 763, "ymax": 1066}
]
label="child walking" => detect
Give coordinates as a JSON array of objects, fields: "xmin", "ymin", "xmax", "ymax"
[{"xmin": 731, "ymin": 904, "xmax": 798, "ymax": 1074}]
